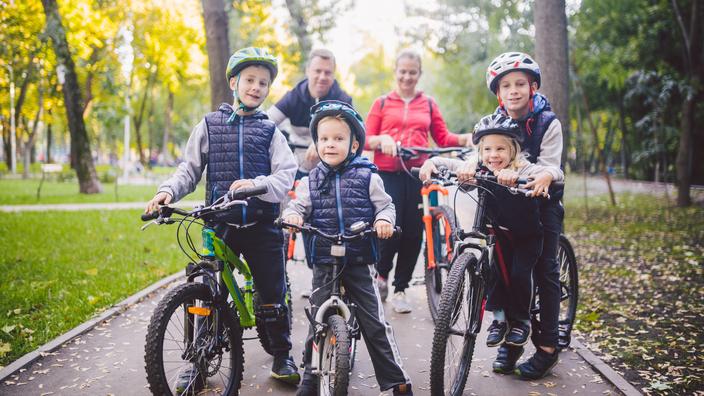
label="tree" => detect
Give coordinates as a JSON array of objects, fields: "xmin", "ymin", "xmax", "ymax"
[
  {"xmin": 201, "ymin": 0, "xmax": 230, "ymax": 110},
  {"xmin": 534, "ymin": 0, "xmax": 570, "ymax": 164},
  {"xmin": 41, "ymin": 0, "xmax": 101, "ymax": 193}
]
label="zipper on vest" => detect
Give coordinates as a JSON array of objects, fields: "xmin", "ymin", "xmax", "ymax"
[
  {"xmin": 239, "ymin": 117, "xmax": 246, "ymax": 223},
  {"xmin": 335, "ymin": 173, "xmax": 344, "ymax": 233}
]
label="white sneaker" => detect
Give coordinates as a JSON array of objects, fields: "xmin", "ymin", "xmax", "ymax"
[
  {"xmin": 377, "ymin": 276, "xmax": 389, "ymax": 302},
  {"xmin": 391, "ymin": 291, "xmax": 412, "ymax": 314}
]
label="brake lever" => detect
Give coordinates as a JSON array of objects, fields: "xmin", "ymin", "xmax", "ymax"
[{"xmin": 141, "ymin": 219, "xmax": 159, "ymax": 231}]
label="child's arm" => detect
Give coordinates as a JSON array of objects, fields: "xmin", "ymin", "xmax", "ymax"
[
  {"xmin": 156, "ymin": 120, "xmax": 208, "ymax": 202},
  {"xmin": 281, "ymin": 177, "xmax": 312, "ymax": 227},
  {"xmin": 536, "ymin": 119, "xmax": 563, "ymax": 175},
  {"xmin": 369, "ymin": 173, "xmax": 396, "ymax": 239},
  {"xmin": 419, "ymin": 155, "xmax": 478, "ymax": 183},
  {"xmin": 247, "ymin": 127, "xmax": 297, "ymax": 203}
]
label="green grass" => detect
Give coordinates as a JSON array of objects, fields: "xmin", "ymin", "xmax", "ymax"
[
  {"xmin": 0, "ymin": 179, "xmax": 205, "ymax": 205},
  {"xmin": 565, "ymin": 193, "xmax": 703, "ymax": 395},
  {"xmin": 0, "ymin": 210, "xmax": 199, "ymax": 367}
]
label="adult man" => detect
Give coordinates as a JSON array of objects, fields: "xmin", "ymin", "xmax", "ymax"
[{"xmin": 267, "ymin": 48, "xmax": 353, "ymax": 177}]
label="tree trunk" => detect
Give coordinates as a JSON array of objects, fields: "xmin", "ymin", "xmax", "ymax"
[
  {"xmin": 46, "ymin": 117, "xmax": 52, "ymax": 163},
  {"xmin": 534, "ymin": 0, "xmax": 570, "ymax": 165},
  {"xmin": 23, "ymin": 102, "xmax": 43, "ymax": 179},
  {"xmin": 618, "ymin": 99, "xmax": 630, "ymax": 178},
  {"xmin": 201, "ymin": 0, "xmax": 230, "ymax": 111},
  {"xmin": 162, "ymin": 90, "xmax": 174, "ymax": 163},
  {"xmin": 676, "ymin": 93, "xmax": 694, "ymax": 206},
  {"xmin": 284, "ymin": 0, "xmax": 312, "ymax": 68},
  {"xmin": 132, "ymin": 65, "xmax": 157, "ymax": 166},
  {"xmin": 41, "ymin": 0, "xmax": 101, "ymax": 193}
]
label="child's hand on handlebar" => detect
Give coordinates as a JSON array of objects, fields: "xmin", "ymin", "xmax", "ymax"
[
  {"xmin": 524, "ymin": 172, "xmax": 553, "ymax": 197},
  {"xmin": 145, "ymin": 192, "xmax": 172, "ymax": 214},
  {"xmin": 229, "ymin": 179, "xmax": 255, "ymax": 192},
  {"xmin": 494, "ymin": 168, "xmax": 520, "ymax": 186},
  {"xmin": 457, "ymin": 162, "xmax": 476, "ymax": 183},
  {"xmin": 284, "ymin": 214, "xmax": 303, "ymax": 232},
  {"xmin": 418, "ymin": 160, "xmax": 437, "ymax": 182},
  {"xmin": 374, "ymin": 220, "xmax": 394, "ymax": 239}
]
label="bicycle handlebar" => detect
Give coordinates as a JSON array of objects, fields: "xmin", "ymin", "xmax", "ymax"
[
  {"xmin": 274, "ymin": 219, "xmax": 401, "ymax": 242},
  {"xmin": 375, "ymin": 144, "xmax": 473, "ymax": 160}
]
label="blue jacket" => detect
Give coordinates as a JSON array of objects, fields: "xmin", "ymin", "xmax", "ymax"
[{"xmin": 273, "ymin": 79, "xmax": 352, "ymax": 130}]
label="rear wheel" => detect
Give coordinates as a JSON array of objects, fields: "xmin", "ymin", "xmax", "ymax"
[
  {"xmin": 144, "ymin": 282, "xmax": 243, "ymax": 396},
  {"xmin": 424, "ymin": 205, "xmax": 458, "ymax": 323},
  {"xmin": 429, "ymin": 251, "xmax": 484, "ymax": 396},
  {"xmin": 318, "ymin": 314, "xmax": 351, "ymax": 396}
]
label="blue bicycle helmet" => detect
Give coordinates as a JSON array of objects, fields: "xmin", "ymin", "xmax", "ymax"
[{"xmin": 310, "ymin": 100, "xmax": 366, "ymax": 157}]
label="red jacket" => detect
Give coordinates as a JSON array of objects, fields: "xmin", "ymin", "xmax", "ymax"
[{"xmin": 365, "ymin": 91, "xmax": 460, "ymax": 172}]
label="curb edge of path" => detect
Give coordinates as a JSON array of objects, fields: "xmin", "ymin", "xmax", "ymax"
[
  {"xmin": 571, "ymin": 337, "xmax": 643, "ymax": 395},
  {"xmin": 0, "ymin": 271, "xmax": 184, "ymax": 383}
]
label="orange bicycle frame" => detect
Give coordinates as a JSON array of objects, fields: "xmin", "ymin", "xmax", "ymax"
[{"xmin": 421, "ymin": 183, "xmax": 452, "ymax": 269}]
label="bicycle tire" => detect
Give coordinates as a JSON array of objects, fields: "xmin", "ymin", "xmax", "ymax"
[
  {"xmin": 557, "ymin": 235, "xmax": 578, "ymax": 350},
  {"xmin": 254, "ymin": 271, "xmax": 294, "ymax": 355},
  {"xmin": 145, "ymin": 282, "xmax": 244, "ymax": 396},
  {"xmin": 424, "ymin": 205, "xmax": 458, "ymax": 323},
  {"xmin": 318, "ymin": 314, "xmax": 351, "ymax": 396},
  {"xmin": 430, "ymin": 251, "xmax": 484, "ymax": 396}
]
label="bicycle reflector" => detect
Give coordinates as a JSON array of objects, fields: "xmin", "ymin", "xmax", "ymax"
[{"xmin": 188, "ymin": 306, "xmax": 212, "ymax": 316}]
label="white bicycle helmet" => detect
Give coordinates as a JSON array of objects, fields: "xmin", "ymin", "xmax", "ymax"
[{"xmin": 486, "ymin": 52, "xmax": 541, "ymax": 94}]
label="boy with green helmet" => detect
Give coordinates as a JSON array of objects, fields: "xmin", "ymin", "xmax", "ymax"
[{"xmin": 145, "ymin": 47, "xmax": 300, "ymax": 392}]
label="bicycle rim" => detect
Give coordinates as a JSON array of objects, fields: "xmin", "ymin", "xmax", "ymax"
[
  {"xmin": 318, "ymin": 314, "xmax": 351, "ymax": 396},
  {"xmin": 145, "ymin": 283, "xmax": 244, "ymax": 396}
]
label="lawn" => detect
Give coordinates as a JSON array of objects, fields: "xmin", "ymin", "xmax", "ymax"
[
  {"xmin": 0, "ymin": 209, "xmax": 196, "ymax": 368},
  {"xmin": 565, "ymin": 194, "xmax": 703, "ymax": 395},
  {"xmin": 0, "ymin": 178, "xmax": 205, "ymax": 205}
]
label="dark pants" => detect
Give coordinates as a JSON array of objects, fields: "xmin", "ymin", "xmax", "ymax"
[
  {"xmin": 217, "ymin": 221, "xmax": 292, "ymax": 354},
  {"xmin": 486, "ymin": 231, "xmax": 543, "ymax": 321},
  {"xmin": 532, "ymin": 200, "xmax": 564, "ymax": 348},
  {"xmin": 377, "ymin": 171, "xmax": 423, "ymax": 292},
  {"xmin": 302, "ymin": 264, "xmax": 410, "ymax": 391}
]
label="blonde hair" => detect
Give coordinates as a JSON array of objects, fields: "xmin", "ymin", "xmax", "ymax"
[
  {"xmin": 477, "ymin": 134, "xmax": 527, "ymax": 170},
  {"xmin": 395, "ymin": 48, "xmax": 422, "ymax": 72}
]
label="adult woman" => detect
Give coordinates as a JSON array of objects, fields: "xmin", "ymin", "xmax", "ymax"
[{"xmin": 365, "ymin": 49, "xmax": 470, "ymax": 313}]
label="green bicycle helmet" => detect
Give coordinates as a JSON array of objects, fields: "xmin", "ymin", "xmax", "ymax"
[{"xmin": 225, "ymin": 47, "xmax": 278, "ymax": 82}]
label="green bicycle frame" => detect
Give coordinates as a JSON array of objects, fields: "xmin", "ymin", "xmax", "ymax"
[{"xmin": 201, "ymin": 227, "xmax": 256, "ymax": 328}]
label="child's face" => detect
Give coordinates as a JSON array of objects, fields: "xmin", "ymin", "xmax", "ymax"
[
  {"xmin": 316, "ymin": 118, "xmax": 358, "ymax": 167},
  {"xmin": 229, "ymin": 65, "xmax": 271, "ymax": 109},
  {"xmin": 480, "ymin": 134, "xmax": 514, "ymax": 171},
  {"xmin": 497, "ymin": 71, "xmax": 538, "ymax": 118}
]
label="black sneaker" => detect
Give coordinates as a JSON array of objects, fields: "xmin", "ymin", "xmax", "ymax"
[
  {"xmin": 173, "ymin": 365, "xmax": 204, "ymax": 395},
  {"xmin": 505, "ymin": 321, "xmax": 531, "ymax": 346},
  {"xmin": 515, "ymin": 348, "xmax": 559, "ymax": 380},
  {"xmin": 392, "ymin": 383, "xmax": 413, "ymax": 395},
  {"xmin": 486, "ymin": 320, "xmax": 508, "ymax": 347},
  {"xmin": 492, "ymin": 344, "xmax": 524, "ymax": 374},
  {"xmin": 271, "ymin": 354, "xmax": 301, "ymax": 384},
  {"xmin": 295, "ymin": 372, "xmax": 318, "ymax": 396}
]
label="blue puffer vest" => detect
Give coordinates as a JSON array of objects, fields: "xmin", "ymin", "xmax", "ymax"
[
  {"xmin": 496, "ymin": 93, "xmax": 564, "ymax": 201},
  {"xmin": 307, "ymin": 156, "xmax": 378, "ymax": 266},
  {"xmin": 204, "ymin": 104, "xmax": 279, "ymax": 224}
]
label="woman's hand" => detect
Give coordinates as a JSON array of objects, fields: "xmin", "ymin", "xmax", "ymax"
[
  {"xmin": 495, "ymin": 168, "xmax": 520, "ymax": 186},
  {"xmin": 374, "ymin": 220, "xmax": 394, "ymax": 239},
  {"xmin": 229, "ymin": 179, "xmax": 255, "ymax": 191},
  {"xmin": 418, "ymin": 160, "xmax": 437, "ymax": 182},
  {"xmin": 145, "ymin": 192, "xmax": 172, "ymax": 214},
  {"xmin": 373, "ymin": 134, "xmax": 397, "ymax": 157},
  {"xmin": 525, "ymin": 172, "xmax": 553, "ymax": 197},
  {"xmin": 284, "ymin": 214, "xmax": 303, "ymax": 232},
  {"xmin": 457, "ymin": 134, "xmax": 474, "ymax": 148}
]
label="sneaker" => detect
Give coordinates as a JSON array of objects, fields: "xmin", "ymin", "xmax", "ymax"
[
  {"xmin": 505, "ymin": 321, "xmax": 531, "ymax": 346},
  {"xmin": 271, "ymin": 354, "xmax": 301, "ymax": 385},
  {"xmin": 295, "ymin": 372, "xmax": 318, "ymax": 396},
  {"xmin": 300, "ymin": 288, "xmax": 312, "ymax": 299},
  {"xmin": 492, "ymin": 344, "xmax": 524, "ymax": 374},
  {"xmin": 377, "ymin": 275, "xmax": 389, "ymax": 302},
  {"xmin": 391, "ymin": 291, "xmax": 412, "ymax": 314},
  {"xmin": 173, "ymin": 365, "xmax": 204, "ymax": 395},
  {"xmin": 486, "ymin": 320, "xmax": 508, "ymax": 347},
  {"xmin": 392, "ymin": 383, "xmax": 413, "ymax": 395},
  {"xmin": 515, "ymin": 348, "xmax": 559, "ymax": 380}
]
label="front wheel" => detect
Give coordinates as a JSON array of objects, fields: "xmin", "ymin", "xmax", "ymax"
[
  {"xmin": 424, "ymin": 205, "xmax": 458, "ymax": 323},
  {"xmin": 144, "ymin": 282, "xmax": 244, "ymax": 396},
  {"xmin": 318, "ymin": 314, "xmax": 351, "ymax": 396},
  {"xmin": 430, "ymin": 251, "xmax": 485, "ymax": 396}
]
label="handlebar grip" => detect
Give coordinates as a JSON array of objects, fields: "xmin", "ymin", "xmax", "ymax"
[
  {"xmin": 228, "ymin": 184, "xmax": 268, "ymax": 200},
  {"xmin": 141, "ymin": 211, "xmax": 159, "ymax": 221}
]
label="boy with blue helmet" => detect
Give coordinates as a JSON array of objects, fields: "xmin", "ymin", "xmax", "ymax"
[
  {"xmin": 283, "ymin": 100, "xmax": 413, "ymax": 396},
  {"xmin": 145, "ymin": 47, "xmax": 300, "ymax": 391}
]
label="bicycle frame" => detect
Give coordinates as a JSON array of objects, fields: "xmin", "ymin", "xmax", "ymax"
[{"xmin": 421, "ymin": 181, "xmax": 452, "ymax": 270}]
